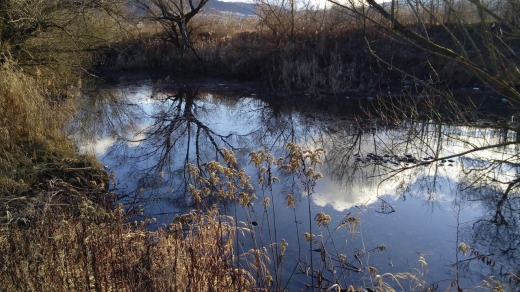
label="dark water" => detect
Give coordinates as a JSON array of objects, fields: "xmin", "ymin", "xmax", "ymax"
[{"xmin": 73, "ymin": 77, "xmax": 520, "ymax": 290}]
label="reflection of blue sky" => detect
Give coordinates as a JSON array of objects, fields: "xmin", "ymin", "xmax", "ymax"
[
  {"xmin": 90, "ymin": 94, "xmax": 266, "ymax": 156},
  {"xmin": 76, "ymin": 84, "xmax": 284, "ymax": 207},
  {"xmin": 307, "ymin": 121, "xmax": 520, "ymax": 212},
  {"xmin": 75, "ymin": 82, "xmax": 519, "ymax": 210},
  {"xmin": 74, "ymin": 81, "xmax": 517, "ymax": 288},
  {"xmin": 313, "ymin": 165, "xmax": 466, "ymax": 211},
  {"xmin": 311, "ymin": 172, "xmax": 481, "ymax": 286}
]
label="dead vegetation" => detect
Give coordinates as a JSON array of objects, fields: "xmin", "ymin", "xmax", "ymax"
[
  {"xmin": 2, "ymin": 135, "xmax": 517, "ymax": 291},
  {"xmin": 0, "ymin": 201, "xmax": 257, "ymax": 291},
  {"xmin": 1, "ymin": 1, "xmax": 519, "ymax": 291},
  {"xmin": 97, "ymin": 0, "xmax": 520, "ymax": 102}
]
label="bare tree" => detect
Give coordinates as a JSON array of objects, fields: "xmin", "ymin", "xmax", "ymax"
[
  {"xmin": 135, "ymin": 0, "xmax": 209, "ymax": 50},
  {"xmin": 0, "ymin": 0, "xmax": 128, "ymax": 88},
  {"xmin": 328, "ymin": 0, "xmax": 520, "ymax": 103},
  {"xmin": 0, "ymin": 0, "xmax": 124, "ymax": 57}
]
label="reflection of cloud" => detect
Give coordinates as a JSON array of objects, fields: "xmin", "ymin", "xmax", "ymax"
[
  {"xmin": 313, "ymin": 168, "xmax": 461, "ymax": 212},
  {"xmin": 313, "ymin": 175, "xmax": 400, "ymax": 211},
  {"xmin": 78, "ymin": 136, "xmax": 117, "ymax": 156},
  {"xmin": 309, "ymin": 122, "xmax": 520, "ymax": 211}
]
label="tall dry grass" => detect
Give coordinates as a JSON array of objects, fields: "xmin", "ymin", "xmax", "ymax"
[
  {"xmin": 0, "ymin": 18, "xmax": 258, "ymax": 289},
  {"xmin": 98, "ymin": 8, "xmax": 431, "ymax": 96},
  {"xmin": 0, "ymin": 5, "xmax": 258, "ymax": 291},
  {"xmin": 3, "ymin": 141, "xmax": 515, "ymax": 291},
  {"xmin": 0, "ymin": 200, "xmax": 256, "ymax": 291},
  {"xmin": 98, "ymin": 0, "xmax": 520, "ymax": 101},
  {"xmin": 0, "ymin": 61, "xmax": 82, "ymax": 195},
  {"xmin": 0, "ymin": 141, "xmax": 390, "ymax": 291},
  {"xmin": 0, "ymin": 2, "xmax": 131, "ymax": 196}
]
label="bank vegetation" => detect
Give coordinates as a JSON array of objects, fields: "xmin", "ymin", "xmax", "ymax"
[{"xmin": 1, "ymin": 0, "xmax": 519, "ymax": 291}]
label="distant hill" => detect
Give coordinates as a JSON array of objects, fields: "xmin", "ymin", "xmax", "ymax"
[
  {"xmin": 129, "ymin": 0, "xmax": 257, "ymax": 17},
  {"xmin": 202, "ymin": 1, "xmax": 257, "ymax": 16}
]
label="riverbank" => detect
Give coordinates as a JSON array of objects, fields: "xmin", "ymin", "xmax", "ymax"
[
  {"xmin": 0, "ymin": 63, "xmax": 259, "ymax": 291},
  {"xmin": 99, "ymin": 71, "xmax": 520, "ymax": 131},
  {"xmin": 1, "ymin": 1, "xmax": 519, "ymax": 290},
  {"xmin": 96, "ymin": 20, "xmax": 520, "ymax": 101},
  {"xmin": 1, "ymin": 62, "xmax": 517, "ymax": 292}
]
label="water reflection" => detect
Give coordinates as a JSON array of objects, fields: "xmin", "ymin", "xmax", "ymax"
[
  {"xmin": 460, "ymin": 184, "xmax": 520, "ymax": 282},
  {"xmin": 315, "ymin": 114, "xmax": 520, "ymax": 286},
  {"xmin": 71, "ymin": 86, "xmax": 146, "ymax": 153},
  {"xmin": 74, "ymin": 78, "xmax": 519, "ymax": 289}
]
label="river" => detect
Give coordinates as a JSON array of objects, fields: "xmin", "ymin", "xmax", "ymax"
[{"xmin": 72, "ymin": 75, "xmax": 520, "ymax": 290}]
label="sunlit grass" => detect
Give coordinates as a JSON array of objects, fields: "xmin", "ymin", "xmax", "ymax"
[
  {"xmin": 0, "ymin": 202, "xmax": 256, "ymax": 291},
  {"xmin": 3, "ymin": 141, "xmax": 518, "ymax": 291},
  {"xmin": 0, "ymin": 61, "xmax": 79, "ymax": 195},
  {"xmin": 1, "ymin": 0, "xmax": 519, "ymax": 289}
]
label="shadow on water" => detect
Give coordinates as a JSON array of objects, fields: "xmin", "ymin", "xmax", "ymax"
[{"xmin": 73, "ymin": 77, "xmax": 520, "ymax": 290}]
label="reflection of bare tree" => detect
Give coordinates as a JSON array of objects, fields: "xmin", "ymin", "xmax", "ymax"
[
  {"xmin": 459, "ymin": 185, "xmax": 520, "ymax": 286},
  {"xmin": 76, "ymin": 79, "xmax": 520, "ymax": 286},
  {"xmin": 71, "ymin": 87, "xmax": 145, "ymax": 147},
  {"xmin": 143, "ymin": 88, "xmax": 235, "ymax": 171},
  {"xmin": 317, "ymin": 116, "xmax": 520, "ymax": 285},
  {"xmin": 120, "ymin": 87, "xmax": 251, "ymax": 209},
  {"xmin": 322, "ymin": 116, "xmax": 520, "ymax": 282},
  {"xmin": 325, "ymin": 119, "xmax": 519, "ymax": 193},
  {"xmin": 77, "ymin": 81, "xmax": 338, "ymax": 214}
]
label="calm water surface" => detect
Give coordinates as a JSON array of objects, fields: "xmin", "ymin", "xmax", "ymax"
[{"xmin": 73, "ymin": 77, "xmax": 520, "ymax": 290}]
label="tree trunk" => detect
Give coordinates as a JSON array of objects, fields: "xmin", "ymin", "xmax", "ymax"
[{"xmin": 180, "ymin": 21, "xmax": 190, "ymax": 50}]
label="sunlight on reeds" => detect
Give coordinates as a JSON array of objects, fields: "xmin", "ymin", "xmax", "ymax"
[
  {"xmin": 0, "ymin": 201, "xmax": 256, "ymax": 291},
  {"xmin": 3, "ymin": 143, "xmax": 518, "ymax": 291},
  {"xmin": 0, "ymin": 61, "xmax": 80, "ymax": 196}
]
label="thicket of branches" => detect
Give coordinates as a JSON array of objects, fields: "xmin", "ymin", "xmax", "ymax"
[{"xmin": 1, "ymin": 0, "xmax": 520, "ymax": 291}]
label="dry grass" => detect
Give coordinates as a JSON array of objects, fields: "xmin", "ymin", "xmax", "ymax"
[
  {"xmin": 97, "ymin": 1, "xmax": 520, "ymax": 101},
  {"xmin": 0, "ymin": 62, "xmax": 72, "ymax": 144},
  {"xmin": 0, "ymin": 200, "xmax": 256, "ymax": 291},
  {"xmin": 0, "ymin": 3, "xmax": 130, "ymax": 196},
  {"xmin": 2, "ymin": 1, "xmax": 518, "ymax": 289},
  {"xmin": 3, "ymin": 142, "xmax": 515, "ymax": 291},
  {"xmin": 0, "ymin": 61, "xmax": 83, "ymax": 196},
  {"xmin": 98, "ymin": 10, "xmax": 425, "ymax": 96},
  {"xmin": 0, "ymin": 145, "xmax": 257, "ymax": 292},
  {"xmin": 0, "ymin": 63, "xmax": 256, "ymax": 291}
]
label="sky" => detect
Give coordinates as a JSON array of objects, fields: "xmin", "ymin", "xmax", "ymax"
[{"xmin": 219, "ymin": 0, "xmax": 335, "ymax": 10}]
